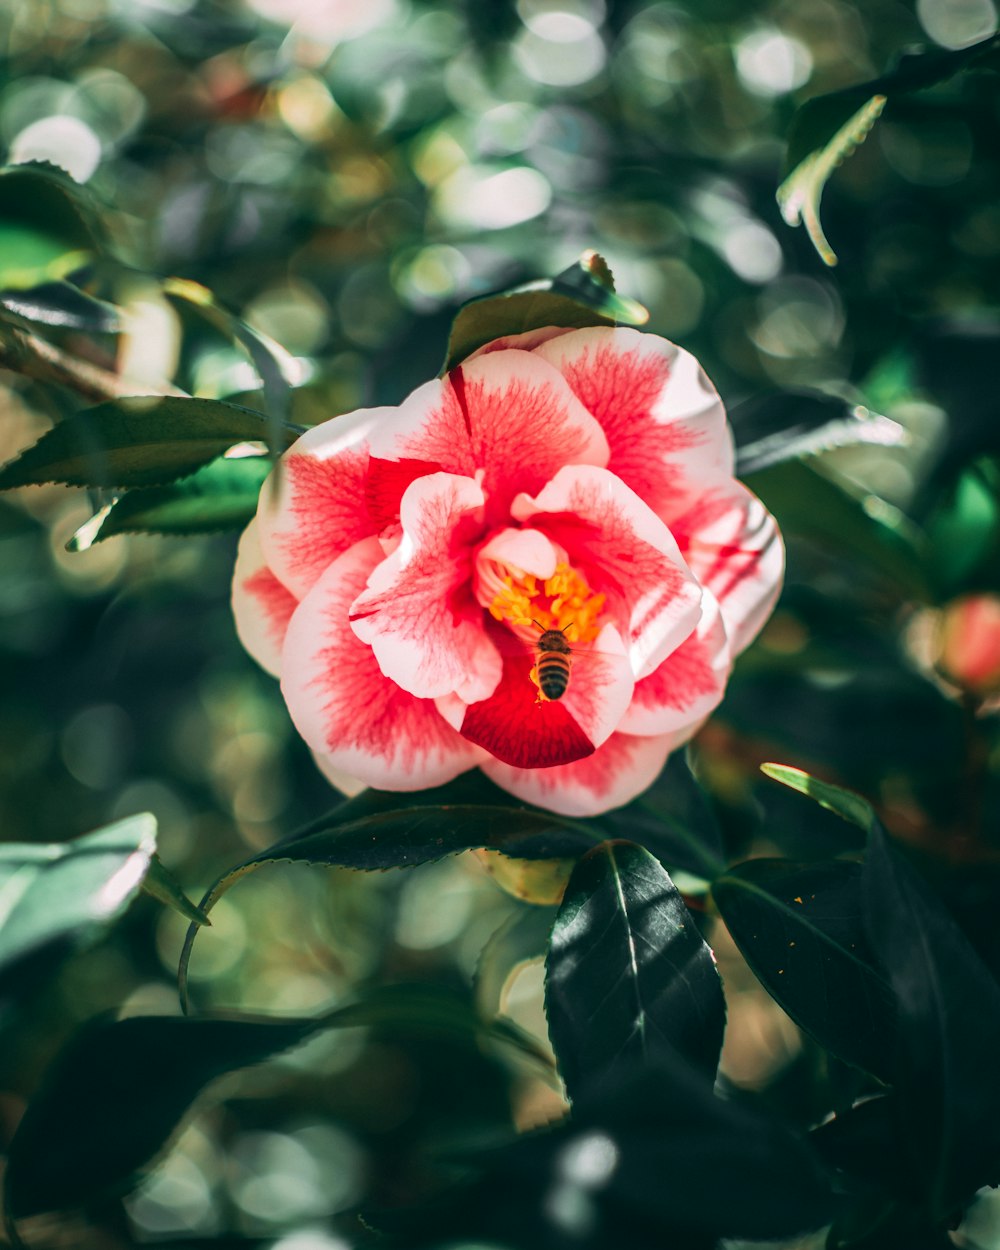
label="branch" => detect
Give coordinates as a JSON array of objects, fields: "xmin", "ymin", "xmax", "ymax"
[{"xmin": 0, "ymin": 324, "xmax": 186, "ymax": 404}]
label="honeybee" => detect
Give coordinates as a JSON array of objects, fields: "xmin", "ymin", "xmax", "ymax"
[{"xmin": 532, "ymin": 623, "xmax": 573, "ymax": 702}]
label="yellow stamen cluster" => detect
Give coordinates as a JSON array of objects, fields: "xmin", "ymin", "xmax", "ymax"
[{"xmin": 488, "ymin": 562, "xmax": 606, "ymax": 645}]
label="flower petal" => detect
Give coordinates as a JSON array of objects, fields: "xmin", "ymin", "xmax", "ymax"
[
  {"xmin": 534, "ymin": 327, "xmax": 733, "ymax": 524},
  {"xmin": 366, "ymin": 350, "xmax": 610, "ymax": 525},
  {"xmin": 453, "ymin": 622, "xmax": 634, "ymax": 769},
  {"xmin": 619, "ymin": 590, "xmax": 731, "ymax": 735},
  {"xmin": 257, "ymin": 407, "xmax": 382, "ymax": 599},
  {"xmin": 349, "ymin": 472, "xmax": 501, "ymax": 704},
  {"xmin": 231, "ymin": 519, "xmax": 299, "ymax": 677},
  {"xmin": 482, "ymin": 730, "xmax": 678, "ymax": 818},
  {"xmin": 511, "ymin": 464, "xmax": 703, "ymax": 680},
  {"xmin": 281, "ymin": 537, "xmax": 484, "ymax": 791},
  {"xmin": 671, "ymin": 481, "xmax": 784, "ymax": 655}
]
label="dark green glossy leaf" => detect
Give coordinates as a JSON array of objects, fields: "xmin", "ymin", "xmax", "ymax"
[
  {"xmin": 862, "ymin": 820, "xmax": 1000, "ymax": 1215},
  {"xmin": 5, "ymin": 985, "xmax": 542, "ymax": 1223},
  {"xmin": 0, "ymin": 815, "xmax": 156, "ymax": 1000},
  {"xmin": 69, "ymin": 454, "xmax": 270, "ymax": 548},
  {"xmin": 713, "ymin": 857, "xmax": 897, "ymax": 1083},
  {"xmin": 0, "ymin": 396, "xmax": 291, "ymax": 491},
  {"xmin": 0, "ymin": 163, "xmax": 102, "ymax": 288},
  {"xmin": 546, "ymin": 841, "xmax": 725, "ymax": 1102},
  {"xmin": 179, "ymin": 772, "xmax": 599, "ymax": 1010},
  {"xmin": 747, "ymin": 460, "xmax": 929, "ymax": 599},
  {"xmin": 421, "ymin": 1059, "xmax": 834, "ymax": 1247},
  {"xmin": 731, "ymin": 390, "xmax": 905, "ymax": 477},
  {"xmin": 442, "ymin": 251, "xmax": 647, "ymax": 372},
  {"xmin": 0, "ymin": 281, "xmax": 120, "ymax": 332},
  {"xmin": 595, "ymin": 750, "xmax": 726, "ymax": 879}
]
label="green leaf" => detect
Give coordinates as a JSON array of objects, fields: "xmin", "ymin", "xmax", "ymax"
[
  {"xmin": 141, "ymin": 856, "xmax": 210, "ymax": 927},
  {"xmin": 760, "ymin": 763, "xmax": 877, "ymax": 835},
  {"xmin": 0, "ymin": 815, "xmax": 156, "ymax": 998},
  {"xmin": 862, "ymin": 820, "xmax": 1000, "ymax": 1216},
  {"xmin": 545, "ymin": 841, "xmax": 725, "ymax": 1102},
  {"xmin": 178, "ymin": 772, "xmax": 600, "ymax": 1011},
  {"xmin": 163, "ymin": 277, "xmax": 297, "ymax": 457},
  {"xmin": 4, "ymin": 985, "xmax": 543, "ymax": 1224},
  {"xmin": 0, "ymin": 396, "xmax": 292, "ymax": 491},
  {"xmin": 69, "ymin": 454, "xmax": 270, "ymax": 548},
  {"xmin": 442, "ymin": 250, "xmax": 648, "ymax": 372},
  {"xmin": 0, "ymin": 281, "xmax": 120, "ymax": 332},
  {"xmin": 731, "ymin": 390, "xmax": 906, "ymax": 477},
  {"xmin": 0, "ymin": 163, "xmax": 103, "ymax": 288},
  {"xmin": 712, "ymin": 857, "xmax": 898, "ymax": 1084},
  {"xmin": 778, "ymin": 33, "xmax": 1000, "ymax": 265},
  {"xmin": 747, "ymin": 459, "xmax": 929, "ymax": 600},
  {"xmin": 778, "ymin": 93, "xmax": 886, "ymax": 267}
]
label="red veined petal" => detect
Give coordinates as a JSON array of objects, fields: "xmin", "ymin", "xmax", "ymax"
[
  {"xmin": 620, "ymin": 590, "xmax": 731, "ymax": 735},
  {"xmin": 511, "ymin": 464, "xmax": 703, "ymax": 680},
  {"xmin": 281, "ymin": 537, "xmax": 485, "ymax": 791},
  {"xmin": 349, "ymin": 472, "xmax": 501, "ymax": 704},
  {"xmin": 671, "ymin": 481, "xmax": 784, "ymax": 655},
  {"xmin": 231, "ymin": 519, "xmax": 299, "ymax": 677},
  {"xmin": 534, "ymin": 327, "xmax": 733, "ymax": 525}
]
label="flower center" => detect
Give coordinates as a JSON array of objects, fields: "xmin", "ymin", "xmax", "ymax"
[{"xmin": 487, "ymin": 561, "xmax": 606, "ymax": 646}]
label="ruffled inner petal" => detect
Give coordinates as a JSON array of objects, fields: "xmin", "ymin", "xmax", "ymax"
[
  {"xmin": 281, "ymin": 537, "xmax": 484, "ymax": 791},
  {"xmin": 511, "ymin": 464, "xmax": 703, "ymax": 681},
  {"xmin": 349, "ymin": 472, "xmax": 501, "ymax": 704},
  {"xmin": 620, "ymin": 591, "xmax": 731, "ymax": 736}
]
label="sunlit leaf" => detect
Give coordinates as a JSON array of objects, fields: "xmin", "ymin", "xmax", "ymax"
[
  {"xmin": 760, "ymin": 763, "xmax": 877, "ymax": 834},
  {"xmin": 68, "ymin": 453, "xmax": 270, "ymax": 548},
  {"xmin": 0, "ymin": 281, "xmax": 120, "ymax": 332},
  {"xmin": 713, "ymin": 857, "xmax": 898, "ymax": 1083},
  {"xmin": 779, "ymin": 32, "xmax": 1000, "ymax": 265},
  {"xmin": 778, "ymin": 94, "xmax": 886, "ymax": 267},
  {"xmin": 4, "ymin": 985, "xmax": 544, "ymax": 1224},
  {"xmin": 546, "ymin": 841, "xmax": 725, "ymax": 1102},
  {"xmin": 442, "ymin": 250, "xmax": 648, "ymax": 372},
  {"xmin": 0, "ymin": 396, "xmax": 293, "ymax": 491},
  {"xmin": 731, "ymin": 390, "xmax": 906, "ymax": 477},
  {"xmin": 0, "ymin": 815, "xmax": 156, "ymax": 1000},
  {"xmin": 0, "ymin": 162, "xmax": 103, "ymax": 288}
]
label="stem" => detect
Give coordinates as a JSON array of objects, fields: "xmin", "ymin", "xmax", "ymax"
[{"xmin": 0, "ymin": 323, "xmax": 186, "ymax": 403}]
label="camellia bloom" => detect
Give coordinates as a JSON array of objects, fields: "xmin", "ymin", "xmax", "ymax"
[{"xmin": 232, "ymin": 327, "xmax": 783, "ymax": 816}]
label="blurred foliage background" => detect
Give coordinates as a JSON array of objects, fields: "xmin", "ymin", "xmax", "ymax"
[{"xmin": 2, "ymin": 0, "xmax": 1000, "ymax": 1245}]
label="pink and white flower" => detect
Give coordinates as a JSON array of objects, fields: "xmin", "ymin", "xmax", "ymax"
[{"xmin": 232, "ymin": 327, "xmax": 783, "ymax": 816}]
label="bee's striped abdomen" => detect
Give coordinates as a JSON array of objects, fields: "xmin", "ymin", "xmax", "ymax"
[{"xmin": 535, "ymin": 629, "xmax": 572, "ymax": 701}]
